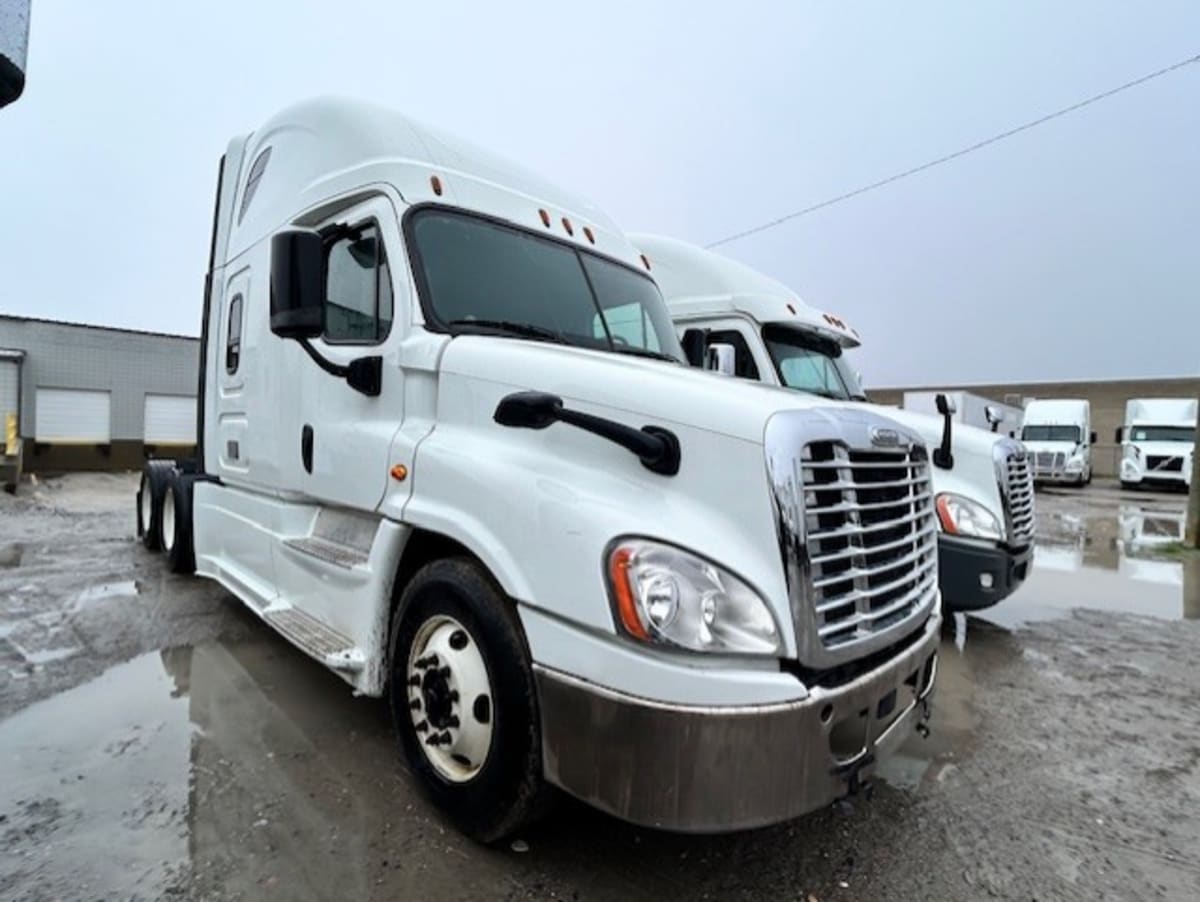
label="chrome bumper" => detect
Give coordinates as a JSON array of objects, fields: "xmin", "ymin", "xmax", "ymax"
[{"xmin": 535, "ymin": 612, "xmax": 940, "ymax": 833}]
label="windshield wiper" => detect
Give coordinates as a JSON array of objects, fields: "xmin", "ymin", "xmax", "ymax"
[
  {"xmin": 610, "ymin": 346, "xmax": 680, "ymax": 363},
  {"xmin": 447, "ymin": 319, "xmax": 567, "ymax": 344}
]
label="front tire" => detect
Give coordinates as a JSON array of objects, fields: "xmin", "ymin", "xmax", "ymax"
[
  {"xmin": 163, "ymin": 473, "xmax": 196, "ymax": 575},
  {"xmin": 137, "ymin": 460, "xmax": 174, "ymax": 551},
  {"xmin": 388, "ymin": 558, "xmax": 550, "ymax": 842}
]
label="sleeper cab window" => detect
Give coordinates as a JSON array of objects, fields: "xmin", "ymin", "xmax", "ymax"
[
  {"xmin": 225, "ymin": 294, "xmax": 243, "ymax": 374},
  {"xmin": 324, "ymin": 223, "xmax": 393, "ymax": 344}
]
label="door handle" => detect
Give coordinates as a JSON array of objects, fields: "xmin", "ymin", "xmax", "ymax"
[{"xmin": 301, "ymin": 424, "xmax": 314, "ymax": 474}]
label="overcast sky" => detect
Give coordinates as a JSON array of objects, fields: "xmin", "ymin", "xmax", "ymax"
[{"xmin": 2, "ymin": 1, "xmax": 1196, "ymax": 387}]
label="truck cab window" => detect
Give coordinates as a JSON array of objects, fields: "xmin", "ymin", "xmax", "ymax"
[
  {"xmin": 408, "ymin": 209, "xmax": 683, "ymax": 361},
  {"xmin": 225, "ymin": 294, "xmax": 243, "ymax": 374},
  {"xmin": 324, "ymin": 224, "xmax": 392, "ymax": 343},
  {"xmin": 763, "ymin": 324, "xmax": 865, "ymax": 401}
]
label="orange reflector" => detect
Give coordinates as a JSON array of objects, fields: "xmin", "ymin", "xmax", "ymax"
[
  {"xmin": 561, "ymin": 217, "xmax": 574, "ymax": 236},
  {"xmin": 609, "ymin": 546, "xmax": 647, "ymax": 639},
  {"xmin": 934, "ymin": 495, "xmax": 956, "ymax": 534},
  {"xmin": 430, "ymin": 175, "xmax": 443, "ymax": 196},
  {"xmin": 390, "ymin": 464, "xmax": 409, "ymax": 482},
  {"xmin": 583, "ymin": 226, "xmax": 595, "ymax": 244},
  {"xmin": 640, "ymin": 253, "xmax": 651, "ymax": 271}
]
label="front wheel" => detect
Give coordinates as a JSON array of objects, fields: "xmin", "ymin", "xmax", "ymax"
[{"xmin": 388, "ymin": 558, "xmax": 551, "ymax": 842}]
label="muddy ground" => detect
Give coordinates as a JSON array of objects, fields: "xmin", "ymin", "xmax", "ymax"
[{"xmin": 2, "ymin": 473, "xmax": 1198, "ymax": 901}]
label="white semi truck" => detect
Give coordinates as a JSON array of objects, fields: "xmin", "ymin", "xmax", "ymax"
[
  {"xmin": 134, "ymin": 99, "xmax": 941, "ymax": 840},
  {"xmin": 631, "ymin": 234, "xmax": 1035, "ymax": 614},
  {"xmin": 1020, "ymin": 399, "xmax": 1094, "ymax": 485},
  {"xmin": 1118, "ymin": 398, "xmax": 1196, "ymax": 490}
]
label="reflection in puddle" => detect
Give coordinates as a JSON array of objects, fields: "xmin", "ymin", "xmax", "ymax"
[
  {"xmin": 985, "ymin": 501, "xmax": 1199, "ymax": 627},
  {"xmin": 75, "ymin": 580, "xmax": 140, "ymax": 606}
]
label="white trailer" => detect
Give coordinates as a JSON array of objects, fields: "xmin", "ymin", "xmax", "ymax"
[
  {"xmin": 902, "ymin": 390, "xmax": 1022, "ymax": 436},
  {"xmin": 632, "ymin": 233, "xmax": 1035, "ymax": 614},
  {"xmin": 134, "ymin": 99, "xmax": 941, "ymax": 840},
  {"xmin": 1020, "ymin": 399, "xmax": 1094, "ymax": 486},
  {"xmin": 1118, "ymin": 398, "xmax": 1196, "ymax": 490}
]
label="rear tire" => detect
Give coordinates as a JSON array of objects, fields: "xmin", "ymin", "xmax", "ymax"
[
  {"xmin": 388, "ymin": 558, "xmax": 551, "ymax": 843},
  {"xmin": 163, "ymin": 473, "xmax": 197, "ymax": 575},
  {"xmin": 138, "ymin": 460, "xmax": 175, "ymax": 551}
]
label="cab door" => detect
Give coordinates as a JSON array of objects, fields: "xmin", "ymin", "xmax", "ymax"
[{"xmin": 291, "ymin": 194, "xmax": 408, "ymax": 511}]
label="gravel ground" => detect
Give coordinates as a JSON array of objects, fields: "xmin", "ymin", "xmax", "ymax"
[{"xmin": 2, "ymin": 473, "xmax": 1198, "ymax": 901}]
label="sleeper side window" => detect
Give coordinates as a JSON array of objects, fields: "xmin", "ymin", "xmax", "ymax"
[
  {"xmin": 225, "ymin": 294, "xmax": 243, "ymax": 374},
  {"xmin": 324, "ymin": 223, "xmax": 392, "ymax": 343}
]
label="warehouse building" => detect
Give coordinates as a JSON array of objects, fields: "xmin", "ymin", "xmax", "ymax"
[
  {"xmin": 870, "ymin": 376, "xmax": 1200, "ymax": 478},
  {"xmin": 0, "ymin": 315, "xmax": 199, "ymax": 479}
]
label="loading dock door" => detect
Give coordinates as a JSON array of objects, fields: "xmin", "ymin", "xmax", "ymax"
[
  {"xmin": 35, "ymin": 388, "xmax": 112, "ymax": 442},
  {"xmin": 0, "ymin": 359, "xmax": 18, "ymax": 425},
  {"xmin": 143, "ymin": 394, "xmax": 196, "ymax": 444}
]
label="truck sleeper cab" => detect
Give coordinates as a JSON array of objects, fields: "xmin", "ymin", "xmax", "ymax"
[
  {"xmin": 631, "ymin": 234, "xmax": 1034, "ymax": 613},
  {"xmin": 1019, "ymin": 398, "xmax": 1094, "ymax": 486},
  {"xmin": 1118, "ymin": 398, "xmax": 1196, "ymax": 490},
  {"xmin": 136, "ymin": 98, "xmax": 940, "ymax": 840}
]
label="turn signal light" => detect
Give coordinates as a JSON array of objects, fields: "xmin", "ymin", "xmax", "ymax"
[{"xmin": 608, "ymin": 546, "xmax": 648, "ymax": 640}]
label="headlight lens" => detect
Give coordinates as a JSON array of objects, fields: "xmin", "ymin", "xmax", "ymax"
[
  {"xmin": 936, "ymin": 493, "xmax": 1003, "ymax": 541},
  {"xmin": 1124, "ymin": 444, "xmax": 1141, "ymax": 461},
  {"xmin": 607, "ymin": 539, "xmax": 781, "ymax": 655}
]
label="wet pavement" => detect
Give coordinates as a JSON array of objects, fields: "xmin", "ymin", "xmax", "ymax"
[{"xmin": 3, "ymin": 473, "xmax": 1200, "ymax": 900}]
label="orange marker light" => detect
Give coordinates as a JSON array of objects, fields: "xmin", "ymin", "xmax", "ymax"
[
  {"xmin": 390, "ymin": 464, "xmax": 409, "ymax": 482},
  {"xmin": 583, "ymin": 226, "xmax": 595, "ymax": 244},
  {"xmin": 935, "ymin": 495, "xmax": 957, "ymax": 534},
  {"xmin": 539, "ymin": 208, "xmax": 551, "ymax": 227},
  {"xmin": 787, "ymin": 303, "xmax": 797, "ymax": 314},
  {"xmin": 609, "ymin": 546, "xmax": 648, "ymax": 639},
  {"xmin": 561, "ymin": 217, "xmax": 574, "ymax": 236},
  {"xmin": 640, "ymin": 253, "xmax": 652, "ymax": 271},
  {"xmin": 430, "ymin": 175, "xmax": 443, "ymax": 196}
]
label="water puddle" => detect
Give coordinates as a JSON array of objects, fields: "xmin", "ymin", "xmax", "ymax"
[{"xmin": 74, "ymin": 579, "xmax": 140, "ymax": 607}]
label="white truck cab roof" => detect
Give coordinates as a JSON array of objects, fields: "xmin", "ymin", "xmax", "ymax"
[{"xmin": 631, "ymin": 233, "xmax": 861, "ymax": 349}]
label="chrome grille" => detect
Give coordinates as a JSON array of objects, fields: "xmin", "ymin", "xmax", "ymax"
[
  {"xmin": 1031, "ymin": 450, "xmax": 1065, "ymax": 477},
  {"xmin": 800, "ymin": 443, "xmax": 937, "ymax": 649},
  {"xmin": 1003, "ymin": 449, "xmax": 1036, "ymax": 546}
]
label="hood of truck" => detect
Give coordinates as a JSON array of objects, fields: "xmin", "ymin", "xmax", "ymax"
[
  {"xmin": 1022, "ymin": 440, "xmax": 1081, "ymax": 454},
  {"xmin": 436, "ymin": 336, "xmax": 842, "ymax": 442},
  {"xmin": 1127, "ymin": 440, "xmax": 1193, "ymax": 458}
]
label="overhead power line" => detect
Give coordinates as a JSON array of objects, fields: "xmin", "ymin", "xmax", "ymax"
[{"xmin": 705, "ymin": 52, "xmax": 1200, "ymax": 249}]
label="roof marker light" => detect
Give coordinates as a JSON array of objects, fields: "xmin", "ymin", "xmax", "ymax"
[
  {"xmin": 583, "ymin": 226, "xmax": 595, "ymax": 244},
  {"xmin": 787, "ymin": 303, "xmax": 797, "ymax": 315},
  {"xmin": 539, "ymin": 209, "xmax": 551, "ymax": 227},
  {"xmin": 562, "ymin": 217, "xmax": 574, "ymax": 236},
  {"xmin": 430, "ymin": 175, "xmax": 443, "ymax": 196},
  {"xmin": 640, "ymin": 254, "xmax": 652, "ymax": 271}
]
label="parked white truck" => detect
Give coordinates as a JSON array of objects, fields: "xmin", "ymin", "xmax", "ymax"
[
  {"xmin": 1020, "ymin": 399, "xmax": 1094, "ymax": 485},
  {"xmin": 631, "ymin": 234, "xmax": 1035, "ymax": 614},
  {"xmin": 134, "ymin": 99, "xmax": 941, "ymax": 840},
  {"xmin": 1118, "ymin": 398, "xmax": 1196, "ymax": 490}
]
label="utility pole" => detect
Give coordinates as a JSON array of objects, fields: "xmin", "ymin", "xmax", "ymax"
[{"xmin": 1187, "ymin": 394, "xmax": 1200, "ymax": 547}]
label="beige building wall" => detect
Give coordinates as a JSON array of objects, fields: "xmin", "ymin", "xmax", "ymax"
[{"xmin": 869, "ymin": 377, "xmax": 1200, "ymax": 478}]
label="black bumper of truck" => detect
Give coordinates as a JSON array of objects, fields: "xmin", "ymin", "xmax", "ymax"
[{"xmin": 938, "ymin": 535, "xmax": 1032, "ymax": 612}]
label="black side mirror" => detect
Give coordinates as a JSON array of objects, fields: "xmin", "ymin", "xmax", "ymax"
[
  {"xmin": 680, "ymin": 329, "xmax": 707, "ymax": 368},
  {"xmin": 933, "ymin": 393, "xmax": 955, "ymax": 469},
  {"xmin": 1090, "ymin": 431, "xmax": 1098, "ymax": 445},
  {"xmin": 1114, "ymin": 427, "xmax": 1123, "ymax": 443},
  {"xmin": 270, "ymin": 229, "xmax": 325, "ymax": 339}
]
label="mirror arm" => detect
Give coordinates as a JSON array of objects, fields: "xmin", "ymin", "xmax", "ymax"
[
  {"xmin": 296, "ymin": 339, "xmax": 381, "ymax": 397},
  {"xmin": 298, "ymin": 338, "xmax": 348, "ymax": 378}
]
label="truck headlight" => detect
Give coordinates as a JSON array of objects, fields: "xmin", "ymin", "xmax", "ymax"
[
  {"xmin": 1124, "ymin": 444, "xmax": 1141, "ymax": 462},
  {"xmin": 935, "ymin": 493, "xmax": 1003, "ymax": 542},
  {"xmin": 607, "ymin": 539, "xmax": 781, "ymax": 655}
]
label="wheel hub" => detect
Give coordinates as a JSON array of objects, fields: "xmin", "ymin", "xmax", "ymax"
[{"xmin": 405, "ymin": 614, "xmax": 493, "ymax": 783}]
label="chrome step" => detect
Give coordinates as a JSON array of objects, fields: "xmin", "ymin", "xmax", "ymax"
[
  {"xmin": 282, "ymin": 536, "xmax": 369, "ymax": 569},
  {"xmin": 264, "ymin": 606, "xmax": 365, "ymax": 672}
]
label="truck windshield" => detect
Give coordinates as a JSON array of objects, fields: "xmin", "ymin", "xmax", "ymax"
[
  {"xmin": 762, "ymin": 324, "xmax": 866, "ymax": 401},
  {"xmin": 1021, "ymin": 425, "xmax": 1080, "ymax": 442},
  {"xmin": 408, "ymin": 209, "xmax": 684, "ymax": 362},
  {"xmin": 1130, "ymin": 426, "xmax": 1195, "ymax": 443}
]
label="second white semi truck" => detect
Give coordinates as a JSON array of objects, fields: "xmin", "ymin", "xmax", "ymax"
[
  {"xmin": 631, "ymin": 234, "xmax": 1035, "ymax": 614},
  {"xmin": 1020, "ymin": 399, "xmax": 1094, "ymax": 486},
  {"xmin": 134, "ymin": 98, "xmax": 941, "ymax": 841},
  {"xmin": 1118, "ymin": 398, "xmax": 1196, "ymax": 490}
]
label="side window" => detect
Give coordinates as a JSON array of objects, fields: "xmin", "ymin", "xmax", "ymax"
[
  {"xmin": 238, "ymin": 147, "xmax": 271, "ymax": 224},
  {"xmin": 225, "ymin": 294, "xmax": 243, "ymax": 374},
  {"xmin": 324, "ymin": 223, "xmax": 392, "ymax": 343},
  {"xmin": 592, "ymin": 302, "xmax": 661, "ymax": 351},
  {"xmin": 707, "ymin": 329, "xmax": 760, "ymax": 380}
]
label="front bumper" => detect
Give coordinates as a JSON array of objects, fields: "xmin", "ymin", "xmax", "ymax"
[
  {"xmin": 1121, "ymin": 459, "xmax": 1190, "ymax": 487},
  {"xmin": 938, "ymin": 535, "xmax": 1032, "ymax": 611},
  {"xmin": 534, "ymin": 612, "xmax": 940, "ymax": 833}
]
